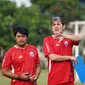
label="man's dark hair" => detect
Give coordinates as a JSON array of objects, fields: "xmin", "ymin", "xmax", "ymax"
[{"xmin": 13, "ymin": 26, "xmax": 29, "ymax": 37}]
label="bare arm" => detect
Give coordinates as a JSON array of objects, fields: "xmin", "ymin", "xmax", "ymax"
[
  {"xmin": 35, "ymin": 64, "xmax": 41, "ymax": 80},
  {"xmin": 49, "ymin": 54, "xmax": 77, "ymax": 62},
  {"xmin": 2, "ymin": 68, "xmax": 30, "ymax": 80},
  {"xmin": 2, "ymin": 68, "xmax": 19, "ymax": 79},
  {"xmin": 62, "ymin": 34, "xmax": 82, "ymax": 42},
  {"xmin": 30, "ymin": 64, "xmax": 41, "ymax": 81}
]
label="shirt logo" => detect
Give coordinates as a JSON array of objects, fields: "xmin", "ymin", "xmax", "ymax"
[
  {"xmin": 64, "ymin": 41, "xmax": 68, "ymax": 46},
  {"xmin": 30, "ymin": 52, "xmax": 34, "ymax": 57},
  {"xmin": 18, "ymin": 55, "xmax": 23, "ymax": 59}
]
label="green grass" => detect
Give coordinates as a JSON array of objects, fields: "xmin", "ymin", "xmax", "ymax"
[
  {"xmin": 0, "ymin": 70, "xmax": 85, "ymax": 85},
  {"xmin": 38, "ymin": 69, "xmax": 48, "ymax": 85},
  {"xmin": 0, "ymin": 71, "xmax": 10, "ymax": 85}
]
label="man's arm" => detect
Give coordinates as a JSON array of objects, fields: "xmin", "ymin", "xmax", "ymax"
[
  {"xmin": 2, "ymin": 68, "xmax": 30, "ymax": 80},
  {"xmin": 35, "ymin": 64, "xmax": 41, "ymax": 79},
  {"xmin": 62, "ymin": 34, "xmax": 82, "ymax": 42},
  {"xmin": 2, "ymin": 68, "xmax": 19, "ymax": 79},
  {"xmin": 49, "ymin": 54, "xmax": 77, "ymax": 62},
  {"xmin": 30, "ymin": 64, "xmax": 41, "ymax": 81}
]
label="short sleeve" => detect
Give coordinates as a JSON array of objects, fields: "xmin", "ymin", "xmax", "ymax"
[
  {"xmin": 36, "ymin": 50, "xmax": 40, "ymax": 64},
  {"xmin": 71, "ymin": 40, "xmax": 79, "ymax": 46},
  {"xmin": 2, "ymin": 51, "xmax": 12, "ymax": 70},
  {"xmin": 43, "ymin": 37, "xmax": 55, "ymax": 58},
  {"xmin": 68, "ymin": 34, "xmax": 80, "ymax": 46}
]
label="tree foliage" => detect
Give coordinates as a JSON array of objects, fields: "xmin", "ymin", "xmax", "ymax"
[
  {"xmin": 31, "ymin": 0, "xmax": 85, "ymax": 23},
  {"xmin": 0, "ymin": 0, "xmax": 16, "ymax": 48},
  {"xmin": 0, "ymin": 0, "xmax": 85, "ymax": 51}
]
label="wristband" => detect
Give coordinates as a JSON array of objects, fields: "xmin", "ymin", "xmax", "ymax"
[{"xmin": 17, "ymin": 75, "xmax": 21, "ymax": 80}]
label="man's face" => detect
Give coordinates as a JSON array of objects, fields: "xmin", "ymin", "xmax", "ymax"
[
  {"xmin": 15, "ymin": 32, "xmax": 28, "ymax": 47},
  {"xmin": 52, "ymin": 20, "xmax": 64, "ymax": 35}
]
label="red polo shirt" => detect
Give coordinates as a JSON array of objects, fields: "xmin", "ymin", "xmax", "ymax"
[
  {"xmin": 2, "ymin": 44, "xmax": 40, "ymax": 85},
  {"xmin": 43, "ymin": 36, "xmax": 79, "ymax": 85}
]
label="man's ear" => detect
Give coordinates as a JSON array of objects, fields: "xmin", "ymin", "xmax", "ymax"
[{"xmin": 63, "ymin": 25, "xmax": 65, "ymax": 30}]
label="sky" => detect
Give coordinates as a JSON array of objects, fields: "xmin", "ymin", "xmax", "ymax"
[{"xmin": 10, "ymin": 0, "xmax": 32, "ymax": 7}]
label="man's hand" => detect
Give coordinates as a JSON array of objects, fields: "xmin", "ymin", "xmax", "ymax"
[
  {"xmin": 53, "ymin": 33, "xmax": 64, "ymax": 43},
  {"xmin": 70, "ymin": 56, "xmax": 78, "ymax": 64},
  {"xmin": 30, "ymin": 75, "xmax": 38, "ymax": 82},
  {"xmin": 19, "ymin": 72, "xmax": 30, "ymax": 81}
]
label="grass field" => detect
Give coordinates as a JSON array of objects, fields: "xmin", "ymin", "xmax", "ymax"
[{"xmin": 0, "ymin": 70, "xmax": 85, "ymax": 85}]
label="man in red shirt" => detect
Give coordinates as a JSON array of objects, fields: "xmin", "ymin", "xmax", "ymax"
[
  {"xmin": 43, "ymin": 16, "xmax": 82, "ymax": 85},
  {"xmin": 2, "ymin": 26, "xmax": 41, "ymax": 85}
]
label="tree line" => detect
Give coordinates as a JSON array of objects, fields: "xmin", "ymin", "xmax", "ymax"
[{"xmin": 0, "ymin": 0, "xmax": 85, "ymax": 62}]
